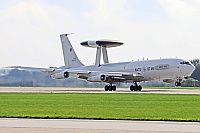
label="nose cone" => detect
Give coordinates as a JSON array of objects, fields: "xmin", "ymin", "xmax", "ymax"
[
  {"xmin": 191, "ymin": 64, "xmax": 196, "ymax": 71},
  {"xmin": 191, "ymin": 64, "xmax": 196, "ymax": 73},
  {"xmin": 185, "ymin": 64, "xmax": 196, "ymax": 76}
]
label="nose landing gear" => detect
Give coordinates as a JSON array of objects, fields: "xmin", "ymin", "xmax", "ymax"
[
  {"xmin": 175, "ymin": 79, "xmax": 182, "ymax": 86},
  {"xmin": 175, "ymin": 82, "xmax": 181, "ymax": 86}
]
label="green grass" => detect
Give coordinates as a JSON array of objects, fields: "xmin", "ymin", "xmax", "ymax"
[{"xmin": 0, "ymin": 93, "xmax": 199, "ymax": 122}]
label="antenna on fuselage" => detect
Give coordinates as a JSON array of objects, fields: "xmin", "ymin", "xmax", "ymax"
[{"xmin": 80, "ymin": 40, "xmax": 123, "ymax": 66}]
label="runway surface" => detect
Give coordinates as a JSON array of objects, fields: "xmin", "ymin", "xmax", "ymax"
[
  {"xmin": 0, "ymin": 118, "xmax": 199, "ymax": 133},
  {"xmin": 0, "ymin": 87, "xmax": 199, "ymax": 94}
]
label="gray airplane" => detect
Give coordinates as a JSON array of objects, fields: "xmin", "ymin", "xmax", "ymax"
[{"xmin": 7, "ymin": 34, "xmax": 195, "ymax": 91}]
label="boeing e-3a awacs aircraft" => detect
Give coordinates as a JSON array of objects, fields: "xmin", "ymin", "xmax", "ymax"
[{"xmin": 7, "ymin": 34, "xmax": 195, "ymax": 91}]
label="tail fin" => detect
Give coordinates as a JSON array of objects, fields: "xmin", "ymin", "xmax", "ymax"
[{"xmin": 60, "ymin": 34, "xmax": 84, "ymax": 68}]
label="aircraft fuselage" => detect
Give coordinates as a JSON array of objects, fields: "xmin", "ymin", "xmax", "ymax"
[{"xmin": 69, "ymin": 58, "xmax": 195, "ymax": 83}]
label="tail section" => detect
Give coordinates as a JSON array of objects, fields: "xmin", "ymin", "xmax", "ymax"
[{"xmin": 60, "ymin": 34, "xmax": 84, "ymax": 68}]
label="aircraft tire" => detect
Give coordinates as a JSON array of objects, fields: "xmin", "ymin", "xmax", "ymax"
[
  {"xmin": 109, "ymin": 86, "xmax": 113, "ymax": 91},
  {"xmin": 105, "ymin": 85, "xmax": 109, "ymax": 91},
  {"xmin": 133, "ymin": 86, "xmax": 137, "ymax": 91},
  {"xmin": 138, "ymin": 85, "xmax": 142, "ymax": 91},
  {"xmin": 130, "ymin": 85, "xmax": 142, "ymax": 91},
  {"xmin": 175, "ymin": 82, "xmax": 181, "ymax": 86},
  {"xmin": 112, "ymin": 86, "xmax": 116, "ymax": 91},
  {"xmin": 130, "ymin": 85, "xmax": 134, "ymax": 91}
]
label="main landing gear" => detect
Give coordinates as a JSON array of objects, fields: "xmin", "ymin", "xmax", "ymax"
[
  {"xmin": 105, "ymin": 84, "xmax": 116, "ymax": 91},
  {"xmin": 130, "ymin": 82, "xmax": 142, "ymax": 91},
  {"xmin": 104, "ymin": 82, "xmax": 142, "ymax": 92}
]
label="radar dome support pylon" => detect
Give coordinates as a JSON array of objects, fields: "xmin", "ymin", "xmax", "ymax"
[
  {"xmin": 102, "ymin": 47, "xmax": 109, "ymax": 64},
  {"xmin": 95, "ymin": 46, "xmax": 101, "ymax": 66}
]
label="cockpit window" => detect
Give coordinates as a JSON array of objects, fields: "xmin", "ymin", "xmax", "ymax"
[{"xmin": 180, "ymin": 61, "xmax": 191, "ymax": 65}]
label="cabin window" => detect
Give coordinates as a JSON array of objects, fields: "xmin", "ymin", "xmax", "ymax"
[
  {"xmin": 151, "ymin": 67, "xmax": 154, "ymax": 70},
  {"xmin": 135, "ymin": 68, "xmax": 142, "ymax": 71}
]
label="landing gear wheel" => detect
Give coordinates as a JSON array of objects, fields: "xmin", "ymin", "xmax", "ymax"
[
  {"xmin": 112, "ymin": 85, "xmax": 116, "ymax": 91},
  {"xmin": 130, "ymin": 85, "xmax": 134, "ymax": 91},
  {"xmin": 175, "ymin": 82, "xmax": 181, "ymax": 86},
  {"xmin": 133, "ymin": 86, "xmax": 137, "ymax": 91},
  {"xmin": 138, "ymin": 85, "xmax": 142, "ymax": 91},
  {"xmin": 108, "ymin": 86, "xmax": 113, "ymax": 91},
  {"xmin": 105, "ymin": 85, "xmax": 109, "ymax": 91},
  {"xmin": 105, "ymin": 85, "xmax": 117, "ymax": 91},
  {"xmin": 130, "ymin": 84, "xmax": 142, "ymax": 91}
]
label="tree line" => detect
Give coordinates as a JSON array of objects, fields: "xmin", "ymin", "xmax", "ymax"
[
  {"xmin": 0, "ymin": 69, "xmax": 102, "ymax": 87},
  {"xmin": 190, "ymin": 59, "xmax": 200, "ymax": 81}
]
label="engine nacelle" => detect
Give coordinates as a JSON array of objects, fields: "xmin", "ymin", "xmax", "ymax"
[
  {"xmin": 50, "ymin": 71, "xmax": 69, "ymax": 79},
  {"xmin": 87, "ymin": 74, "xmax": 108, "ymax": 82},
  {"xmin": 100, "ymin": 74, "xmax": 107, "ymax": 82}
]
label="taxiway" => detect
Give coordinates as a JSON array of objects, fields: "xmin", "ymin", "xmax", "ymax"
[{"xmin": 0, "ymin": 118, "xmax": 199, "ymax": 133}]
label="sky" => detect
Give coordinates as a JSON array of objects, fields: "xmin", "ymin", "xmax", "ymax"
[{"xmin": 0, "ymin": 0, "xmax": 200, "ymax": 67}]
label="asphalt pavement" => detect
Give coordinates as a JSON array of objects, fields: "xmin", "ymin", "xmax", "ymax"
[{"xmin": 0, "ymin": 118, "xmax": 199, "ymax": 133}]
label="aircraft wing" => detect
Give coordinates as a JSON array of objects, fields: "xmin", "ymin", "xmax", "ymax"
[
  {"xmin": 4, "ymin": 66, "xmax": 57, "ymax": 72},
  {"xmin": 4, "ymin": 66, "xmax": 144, "ymax": 82},
  {"xmin": 67, "ymin": 70, "xmax": 91, "ymax": 78},
  {"xmin": 4, "ymin": 66, "xmax": 92, "ymax": 79},
  {"xmin": 67, "ymin": 70, "xmax": 144, "ymax": 81},
  {"xmin": 103, "ymin": 72, "xmax": 143, "ymax": 79},
  {"xmin": 102, "ymin": 72, "xmax": 142, "ymax": 77},
  {"xmin": 82, "ymin": 71, "xmax": 144, "ymax": 83}
]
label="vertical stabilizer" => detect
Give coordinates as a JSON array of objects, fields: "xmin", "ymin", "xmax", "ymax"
[{"xmin": 60, "ymin": 34, "xmax": 84, "ymax": 68}]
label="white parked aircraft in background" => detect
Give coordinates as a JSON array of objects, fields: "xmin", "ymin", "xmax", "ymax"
[{"xmin": 7, "ymin": 34, "xmax": 195, "ymax": 91}]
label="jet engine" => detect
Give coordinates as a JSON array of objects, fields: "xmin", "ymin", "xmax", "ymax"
[
  {"xmin": 50, "ymin": 71, "xmax": 69, "ymax": 79},
  {"xmin": 100, "ymin": 74, "xmax": 108, "ymax": 82},
  {"xmin": 87, "ymin": 74, "xmax": 108, "ymax": 82}
]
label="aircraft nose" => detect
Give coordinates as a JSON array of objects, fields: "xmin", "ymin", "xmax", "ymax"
[
  {"xmin": 191, "ymin": 64, "xmax": 196, "ymax": 71},
  {"xmin": 180, "ymin": 63, "xmax": 195, "ymax": 77},
  {"xmin": 185, "ymin": 64, "xmax": 195, "ymax": 76}
]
